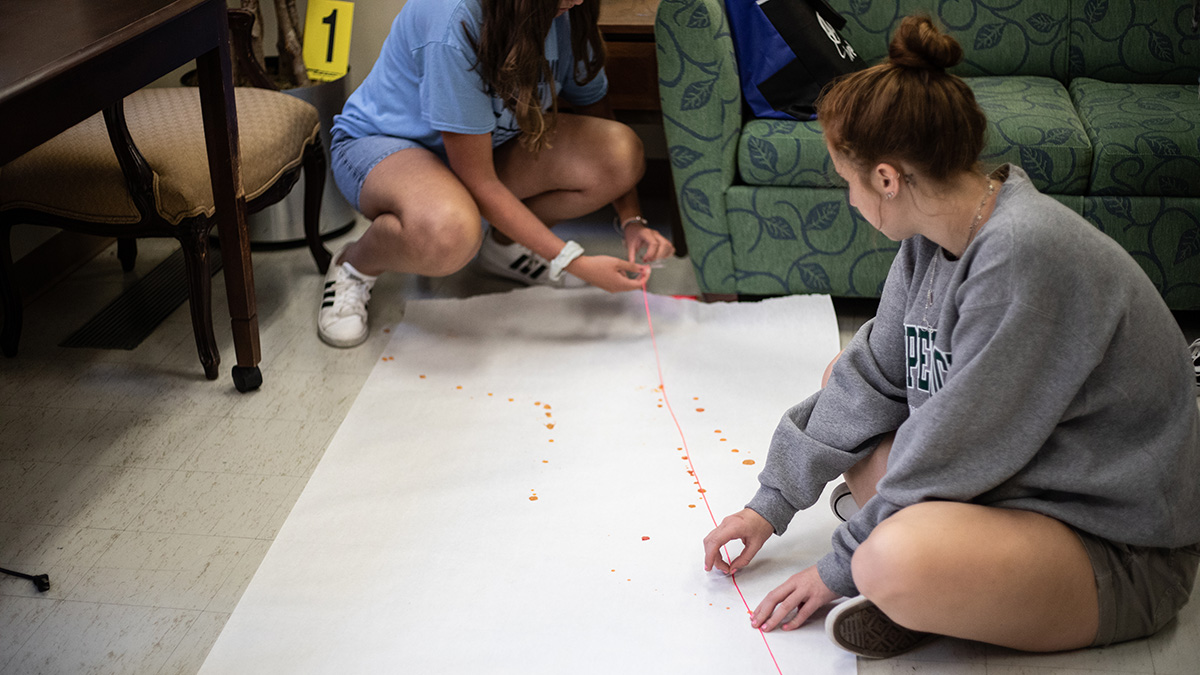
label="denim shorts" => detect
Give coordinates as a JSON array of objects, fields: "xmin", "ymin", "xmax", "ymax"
[
  {"xmin": 1073, "ymin": 528, "xmax": 1200, "ymax": 646},
  {"xmin": 329, "ymin": 128, "xmax": 430, "ymax": 212}
]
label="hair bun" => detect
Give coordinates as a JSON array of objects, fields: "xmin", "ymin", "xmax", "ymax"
[{"xmin": 887, "ymin": 15, "xmax": 963, "ymax": 72}]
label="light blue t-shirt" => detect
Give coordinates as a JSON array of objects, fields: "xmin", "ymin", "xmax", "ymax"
[{"xmin": 332, "ymin": 0, "xmax": 608, "ymax": 152}]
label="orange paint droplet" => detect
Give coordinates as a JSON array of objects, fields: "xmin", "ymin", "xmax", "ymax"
[
  {"xmin": 720, "ymin": 438, "xmax": 727, "ymax": 442},
  {"xmin": 529, "ymin": 496, "xmax": 538, "ymax": 501},
  {"xmin": 419, "ymin": 375, "xmax": 426, "ymax": 379},
  {"xmin": 548, "ymin": 439, "xmax": 555, "ymax": 443},
  {"xmin": 693, "ymin": 397, "xmax": 700, "ymax": 401},
  {"xmin": 641, "ymin": 536, "xmax": 650, "ymax": 541},
  {"xmin": 743, "ymin": 459, "xmax": 756, "ymax": 465},
  {"xmin": 456, "ymin": 386, "xmax": 463, "ymax": 390},
  {"xmin": 508, "ymin": 398, "xmax": 514, "ymax": 402},
  {"xmin": 696, "ymin": 408, "xmax": 705, "ymax": 412},
  {"xmin": 688, "ymin": 504, "xmax": 696, "ymax": 508},
  {"xmin": 697, "ymin": 488, "xmax": 707, "ymax": 493},
  {"xmin": 681, "ymin": 456, "xmax": 688, "ymax": 460},
  {"xmin": 731, "ymin": 449, "xmax": 739, "ymax": 453},
  {"xmin": 545, "ymin": 412, "xmax": 552, "ymax": 417},
  {"xmin": 534, "ymin": 401, "xmax": 541, "ymax": 406},
  {"xmin": 546, "ymin": 423, "xmax": 555, "ymax": 429},
  {"xmin": 488, "ymin": 393, "xmax": 493, "ymax": 396},
  {"xmin": 542, "ymin": 460, "xmax": 549, "ymax": 463},
  {"xmin": 657, "ymin": 404, "xmax": 663, "ymax": 408},
  {"xmin": 714, "ymin": 429, "xmax": 722, "ymax": 434},
  {"xmin": 543, "ymin": 404, "xmax": 551, "ymax": 410},
  {"xmin": 687, "ymin": 470, "xmax": 694, "ymax": 476},
  {"xmin": 383, "ymin": 328, "xmax": 390, "ymax": 333}
]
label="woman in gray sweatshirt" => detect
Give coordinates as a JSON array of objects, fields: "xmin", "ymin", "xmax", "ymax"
[{"xmin": 702, "ymin": 15, "xmax": 1200, "ymax": 660}]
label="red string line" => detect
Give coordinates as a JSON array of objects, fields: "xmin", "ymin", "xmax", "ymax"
[{"xmin": 640, "ymin": 288, "xmax": 784, "ymax": 675}]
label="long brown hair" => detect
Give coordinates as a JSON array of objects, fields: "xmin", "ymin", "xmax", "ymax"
[
  {"xmin": 467, "ymin": 0, "xmax": 606, "ymax": 152},
  {"xmin": 817, "ymin": 15, "xmax": 986, "ymax": 184}
]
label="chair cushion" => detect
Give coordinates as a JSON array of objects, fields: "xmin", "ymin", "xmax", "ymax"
[
  {"xmin": 972, "ymin": 76, "xmax": 1091, "ymax": 195},
  {"xmin": 1070, "ymin": 78, "xmax": 1200, "ymax": 198},
  {"xmin": 737, "ymin": 76, "xmax": 1091, "ymax": 194},
  {"xmin": 0, "ymin": 87, "xmax": 320, "ymax": 225}
]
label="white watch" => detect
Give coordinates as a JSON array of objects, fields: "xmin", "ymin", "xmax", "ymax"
[{"xmin": 549, "ymin": 240, "xmax": 584, "ymax": 281}]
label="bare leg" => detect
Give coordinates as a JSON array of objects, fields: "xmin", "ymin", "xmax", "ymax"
[
  {"xmin": 853, "ymin": 502, "xmax": 1099, "ymax": 651},
  {"xmin": 490, "ymin": 113, "xmax": 644, "ymax": 242},
  {"xmin": 342, "ymin": 148, "xmax": 484, "ymax": 277}
]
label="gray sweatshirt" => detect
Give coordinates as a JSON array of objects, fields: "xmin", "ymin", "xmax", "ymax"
[{"xmin": 747, "ymin": 165, "xmax": 1200, "ymax": 598}]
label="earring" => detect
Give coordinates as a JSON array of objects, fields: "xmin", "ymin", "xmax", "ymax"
[{"xmin": 885, "ymin": 192, "xmax": 895, "ymax": 200}]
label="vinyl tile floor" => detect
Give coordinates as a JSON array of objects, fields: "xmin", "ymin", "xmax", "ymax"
[{"xmin": 1, "ymin": 198, "xmax": 1199, "ymax": 674}]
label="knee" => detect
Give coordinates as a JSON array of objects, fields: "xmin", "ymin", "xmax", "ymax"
[
  {"xmin": 851, "ymin": 503, "xmax": 945, "ymax": 621},
  {"xmin": 375, "ymin": 203, "xmax": 483, "ymax": 276},
  {"xmin": 822, "ymin": 350, "xmax": 844, "ymax": 388},
  {"xmin": 597, "ymin": 123, "xmax": 645, "ymax": 194}
]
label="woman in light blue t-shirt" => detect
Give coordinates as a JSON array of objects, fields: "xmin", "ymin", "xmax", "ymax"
[{"xmin": 317, "ymin": 0, "xmax": 673, "ymax": 348}]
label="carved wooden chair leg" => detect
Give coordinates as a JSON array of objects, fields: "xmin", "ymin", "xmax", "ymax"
[
  {"xmin": 302, "ymin": 139, "xmax": 331, "ymax": 274},
  {"xmin": 0, "ymin": 223, "xmax": 22, "ymax": 357},
  {"xmin": 116, "ymin": 238, "xmax": 138, "ymax": 272},
  {"xmin": 178, "ymin": 228, "xmax": 220, "ymax": 379}
]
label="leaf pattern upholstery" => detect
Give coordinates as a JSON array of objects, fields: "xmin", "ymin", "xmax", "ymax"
[{"xmin": 656, "ymin": 0, "xmax": 1200, "ymax": 308}]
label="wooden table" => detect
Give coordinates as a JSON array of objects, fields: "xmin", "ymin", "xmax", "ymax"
[
  {"xmin": 599, "ymin": 0, "xmax": 661, "ymax": 111},
  {"xmin": 0, "ymin": 0, "xmax": 262, "ymax": 391}
]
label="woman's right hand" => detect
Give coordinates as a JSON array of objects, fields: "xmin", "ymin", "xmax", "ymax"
[
  {"xmin": 566, "ymin": 254, "xmax": 648, "ymax": 292},
  {"xmin": 703, "ymin": 508, "xmax": 775, "ymax": 575}
]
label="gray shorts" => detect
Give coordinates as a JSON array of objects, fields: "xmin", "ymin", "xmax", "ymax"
[
  {"xmin": 329, "ymin": 129, "xmax": 431, "ymax": 212},
  {"xmin": 1074, "ymin": 528, "xmax": 1200, "ymax": 646}
]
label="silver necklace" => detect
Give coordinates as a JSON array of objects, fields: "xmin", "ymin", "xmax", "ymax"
[{"xmin": 922, "ymin": 178, "xmax": 995, "ymax": 327}]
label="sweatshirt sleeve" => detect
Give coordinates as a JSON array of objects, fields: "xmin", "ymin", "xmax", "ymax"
[{"xmin": 746, "ymin": 244, "xmax": 917, "ymax": 535}]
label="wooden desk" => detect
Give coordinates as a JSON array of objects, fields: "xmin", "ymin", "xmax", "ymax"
[
  {"xmin": 0, "ymin": 0, "xmax": 263, "ymax": 391},
  {"xmin": 599, "ymin": 0, "xmax": 661, "ymax": 111}
]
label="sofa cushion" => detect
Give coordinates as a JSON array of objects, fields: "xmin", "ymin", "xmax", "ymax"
[
  {"xmin": 1070, "ymin": 78, "xmax": 1200, "ymax": 197},
  {"xmin": 972, "ymin": 76, "xmax": 1092, "ymax": 195},
  {"xmin": 1068, "ymin": 1, "xmax": 1199, "ymax": 84},
  {"xmin": 737, "ymin": 76, "xmax": 1091, "ymax": 194},
  {"xmin": 837, "ymin": 0, "xmax": 1070, "ymax": 80}
]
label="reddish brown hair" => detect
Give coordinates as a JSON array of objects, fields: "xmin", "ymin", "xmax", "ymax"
[{"xmin": 816, "ymin": 15, "xmax": 986, "ymax": 183}]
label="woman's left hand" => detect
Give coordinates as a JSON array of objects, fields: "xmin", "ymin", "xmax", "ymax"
[
  {"xmin": 751, "ymin": 565, "xmax": 841, "ymax": 632},
  {"xmin": 623, "ymin": 222, "xmax": 675, "ymax": 264}
]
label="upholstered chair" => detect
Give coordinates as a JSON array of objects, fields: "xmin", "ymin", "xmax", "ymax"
[{"xmin": 0, "ymin": 10, "xmax": 329, "ymax": 381}]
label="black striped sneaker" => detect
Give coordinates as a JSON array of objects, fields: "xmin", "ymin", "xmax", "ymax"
[
  {"xmin": 477, "ymin": 235, "xmax": 586, "ymax": 288},
  {"xmin": 826, "ymin": 596, "xmax": 934, "ymax": 659},
  {"xmin": 317, "ymin": 245, "xmax": 376, "ymax": 348},
  {"xmin": 1191, "ymin": 339, "xmax": 1200, "ymax": 395}
]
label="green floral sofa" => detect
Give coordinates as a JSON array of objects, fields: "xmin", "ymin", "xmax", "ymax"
[{"xmin": 656, "ymin": 0, "xmax": 1200, "ymax": 308}]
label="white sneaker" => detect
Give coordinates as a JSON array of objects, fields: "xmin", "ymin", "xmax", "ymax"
[
  {"xmin": 318, "ymin": 247, "xmax": 376, "ymax": 348},
  {"xmin": 477, "ymin": 235, "xmax": 586, "ymax": 288},
  {"xmin": 830, "ymin": 482, "xmax": 860, "ymax": 522},
  {"xmin": 826, "ymin": 595, "xmax": 933, "ymax": 659}
]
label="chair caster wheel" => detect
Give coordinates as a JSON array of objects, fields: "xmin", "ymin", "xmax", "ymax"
[{"xmin": 232, "ymin": 366, "xmax": 262, "ymax": 392}]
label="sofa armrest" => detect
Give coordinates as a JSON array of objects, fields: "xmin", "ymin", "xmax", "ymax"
[{"xmin": 655, "ymin": 0, "xmax": 743, "ymax": 295}]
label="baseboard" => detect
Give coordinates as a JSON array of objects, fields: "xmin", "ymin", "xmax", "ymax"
[{"xmin": 14, "ymin": 231, "xmax": 114, "ymax": 305}]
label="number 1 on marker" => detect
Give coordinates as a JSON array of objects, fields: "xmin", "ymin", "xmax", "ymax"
[{"xmin": 303, "ymin": 0, "xmax": 354, "ymax": 81}]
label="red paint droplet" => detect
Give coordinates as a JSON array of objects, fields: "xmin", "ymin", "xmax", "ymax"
[
  {"xmin": 743, "ymin": 459, "xmax": 756, "ymax": 465},
  {"xmin": 641, "ymin": 536, "xmax": 650, "ymax": 541}
]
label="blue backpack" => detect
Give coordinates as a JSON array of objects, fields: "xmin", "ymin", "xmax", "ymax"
[{"xmin": 726, "ymin": 0, "xmax": 867, "ymax": 120}]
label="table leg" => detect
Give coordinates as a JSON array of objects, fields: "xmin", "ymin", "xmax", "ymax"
[{"xmin": 195, "ymin": 14, "xmax": 262, "ymax": 392}]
